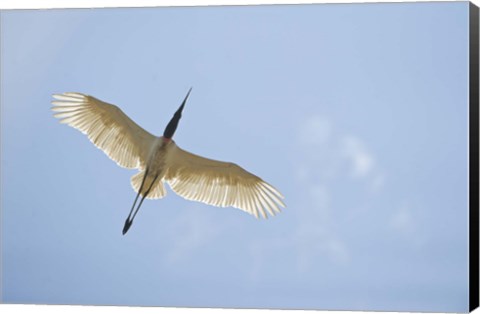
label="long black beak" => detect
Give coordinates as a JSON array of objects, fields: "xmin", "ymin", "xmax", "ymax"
[{"xmin": 163, "ymin": 87, "xmax": 192, "ymax": 139}]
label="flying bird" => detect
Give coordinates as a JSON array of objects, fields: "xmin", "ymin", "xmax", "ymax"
[{"xmin": 51, "ymin": 89, "xmax": 285, "ymax": 234}]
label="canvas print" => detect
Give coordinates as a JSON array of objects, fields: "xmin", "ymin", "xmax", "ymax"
[{"xmin": 1, "ymin": 1, "xmax": 478, "ymax": 313}]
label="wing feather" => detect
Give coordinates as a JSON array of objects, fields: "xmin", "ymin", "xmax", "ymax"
[
  {"xmin": 51, "ymin": 92, "xmax": 156, "ymax": 170},
  {"xmin": 165, "ymin": 143, "xmax": 285, "ymax": 218}
]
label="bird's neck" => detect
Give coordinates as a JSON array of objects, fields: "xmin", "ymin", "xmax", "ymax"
[{"xmin": 162, "ymin": 136, "xmax": 172, "ymax": 143}]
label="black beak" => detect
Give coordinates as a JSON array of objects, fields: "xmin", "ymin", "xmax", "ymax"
[{"xmin": 163, "ymin": 87, "xmax": 192, "ymax": 139}]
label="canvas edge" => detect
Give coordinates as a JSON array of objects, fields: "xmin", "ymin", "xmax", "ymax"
[{"xmin": 469, "ymin": 1, "xmax": 480, "ymax": 312}]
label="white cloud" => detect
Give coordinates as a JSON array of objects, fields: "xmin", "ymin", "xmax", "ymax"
[
  {"xmin": 370, "ymin": 173, "xmax": 386, "ymax": 193},
  {"xmin": 164, "ymin": 207, "xmax": 221, "ymax": 264},
  {"xmin": 325, "ymin": 238, "xmax": 350, "ymax": 265},
  {"xmin": 287, "ymin": 114, "xmax": 389, "ymax": 272},
  {"xmin": 249, "ymin": 114, "xmax": 391, "ymax": 277},
  {"xmin": 341, "ymin": 135, "xmax": 375, "ymax": 178},
  {"xmin": 297, "ymin": 114, "xmax": 381, "ymax": 183},
  {"xmin": 299, "ymin": 115, "xmax": 332, "ymax": 146},
  {"xmin": 390, "ymin": 205, "xmax": 415, "ymax": 235},
  {"xmin": 247, "ymin": 181, "xmax": 350, "ymax": 278},
  {"xmin": 294, "ymin": 165, "xmax": 310, "ymax": 182},
  {"xmin": 293, "ymin": 221, "xmax": 350, "ymax": 272},
  {"xmin": 292, "ymin": 182, "xmax": 351, "ymax": 271},
  {"xmin": 309, "ymin": 184, "xmax": 330, "ymax": 216},
  {"xmin": 388, "ymin": 204, "xmax": 429, "ymax": 248}
]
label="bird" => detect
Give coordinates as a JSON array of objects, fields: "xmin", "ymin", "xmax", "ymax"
[{"xmin": 51, "ymin": 88, "xmax": 285, "ymax": 234}]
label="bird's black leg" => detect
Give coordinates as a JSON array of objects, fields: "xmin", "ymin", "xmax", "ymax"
[
  {"xmin": 130, "ymin": 174, "xmax": 160, "ymax": 222},
  {"xmin": 123, "ymin": 169, "xmax": 149, "ymax": 235},
  {"xmin": 123, "ymin": 173, "xmax": 160, "ymax": 235}
]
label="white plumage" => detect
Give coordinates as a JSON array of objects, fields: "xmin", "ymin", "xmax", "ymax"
[{"xmin": 51, "ymin": 91, "xmax": 284, "ymax": 234}]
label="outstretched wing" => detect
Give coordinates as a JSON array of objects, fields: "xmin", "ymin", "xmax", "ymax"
[
  {"xmin": 164, "ymin": 143, "xmax": 285, "ymax": 218},
  {"xmin": 51, "ymin": 92, "xmax": 156, "ymax": 170}
]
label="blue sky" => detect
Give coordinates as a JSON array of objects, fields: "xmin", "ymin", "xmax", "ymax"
[{"xmin": 0, "ymin": 2, "xmax": 470, "ymax": 312}]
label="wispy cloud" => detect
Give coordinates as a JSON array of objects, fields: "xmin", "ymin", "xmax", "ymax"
[
  {"xmin": 163, "ymin": 207, "xmax": 222, "ymax": 265},
  {"xmin": 299, "ymin": 115, "xmax": 332, "ymax": 146},
  {"xmin": 388, "ymin": 203, "xmax": 428, "ymax": 248},
  {"xmin": 284, "ymin": 114, "xmax": 387, "ymax": 272},
  {"xmin": 341, "ymin": 135, "xmax": 375, "ymax": 178},
  {"xmin": 390, "ymin": 205, "xmax": 415, "ymax": 234},
  {"xmin": 296, "ymin": 115, "xmax": 384, "ymax": 187},
  {"xmin": 370, "ymin": 173, "xmax": 386, "ymax": 193}
]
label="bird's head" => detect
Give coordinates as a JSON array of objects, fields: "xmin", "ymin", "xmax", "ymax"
[{"xmin": 163, "ymin": 87, "xmax": 192, "ymax": 140}]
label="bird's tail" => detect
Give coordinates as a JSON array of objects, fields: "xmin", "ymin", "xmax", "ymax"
[{"xmin": 130, "ymin": 171, "xmax": 167, "ymax": 199}]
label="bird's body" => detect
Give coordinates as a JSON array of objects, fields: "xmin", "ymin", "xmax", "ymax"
[
  {"xmin": 51, "ymin": 89, "xmax": 284, "ymax": 234},
  {"xmin": 145, "ymin": 138, "xmax": 169, "ymax": 190}
]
